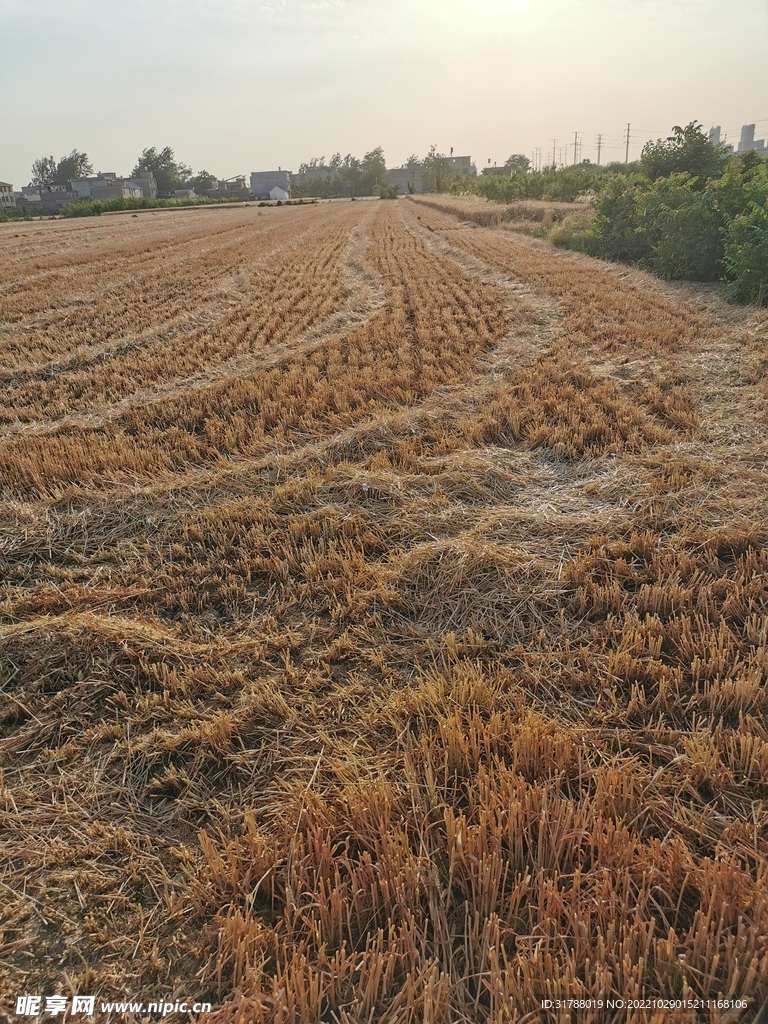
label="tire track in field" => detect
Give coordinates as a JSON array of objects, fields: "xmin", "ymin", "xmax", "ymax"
[{"xmin": 405, "ymin": 198, "xmax": 768, "ymax": 534}]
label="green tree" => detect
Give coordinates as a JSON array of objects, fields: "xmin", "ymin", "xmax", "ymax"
[
  {"xmin": 299, "ymin": 156, "xmax": 327, "ymax": 174},
  {"xmin": 504, "ymin": 154, "xmax": 531, "ymax": 173},
  {"xmin": 641, "ymin": 122, "xmax": 729, "ymax": 185},
  {"xmin": 421, "ymin": 146, "xmax": 454, "ymax": 192},
  {"xmin": 132, "ymin": 147, "xmax": 192, "ymax": 195},
  {"xmin": 31, "ymin": 150, "xmax": 93, "ymax": 188},
  {"xmin": 188, "ymin": 170, "xmax": 217, "ymax": 192},
  {"xmin": 55, "ymin": 150, "xmax": 93, "ymax": 186},
  {"xmin": 360, "ymin": 147, "xmax": 386, "ymax": 195},
  {"xmin": 31, "ymin": 156, "xmax": 57, "ymax": 186}
]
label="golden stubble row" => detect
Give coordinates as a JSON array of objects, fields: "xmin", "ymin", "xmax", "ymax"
[
  {"xmin": 0, "ymin": 203, "xmax": 360, "ymax": 389},
  {"xmin": 0, "ymin": 207, "xmax": 363, "ymax": 421},
  {"xmin": 1, "ymin": 200, "xmax": 767, "ymax": 1021},
  {"xmin": 406, "ymin": 198, "xmax": 706, "ymax": 356},
  {"xmin": 0, "ymin": 204, "xmax": 508, "ymax": 498}
]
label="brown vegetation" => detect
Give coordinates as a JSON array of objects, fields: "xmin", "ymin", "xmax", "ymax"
[
  {"xmin": 412, "ymin": 194, "xmax": 592, "ymax": 235},
  {"xmin": 1, "ymin": 200, "xmax": 768, "ymax": 1022}
]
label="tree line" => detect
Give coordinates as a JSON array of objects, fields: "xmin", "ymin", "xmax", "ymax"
[
  {"xmin": 446, "ymin": 123, "xmax": 767, "ymax": 305},
  {"xmin": 559, "ymin": 124, "xmax": 767, "ymax": 305},
  {"xmin": 29, "ymin": 146, "xmax": 218, "ymax": 195},
  {"xmin": 26, "ymin": 143, "xmax": 535, "ymax": 201}
]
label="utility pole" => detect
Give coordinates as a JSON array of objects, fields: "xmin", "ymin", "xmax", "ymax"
[
  {"xmin": 552, "ymin": 139, "xmax": 557, "ymax": 169},
  {"xmin": 573, "ymin": 131, "xmax": 579, "ymax": 165},
  {"xmin": 625, "ymin": 123, "xmax": 631, "ymax": 165},
  {"xmin": 596, "ymin": 134, "xmax": 602, "ymax": 166}
]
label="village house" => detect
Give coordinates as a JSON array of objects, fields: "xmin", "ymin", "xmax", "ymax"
[
  {"xmin": 0, "ymin": 181, "xmax": 15, "ymax": 209},
  {"xmin": 250, "ymin": 168, "xmax": 291, "ymax": 200},
  {"xmin": 18, "ymin": 185, "xmax": 79, "ymax": 214},
  {"xmin": 70, "ymin": 172, "xmax": 157, "ymax": 200}
]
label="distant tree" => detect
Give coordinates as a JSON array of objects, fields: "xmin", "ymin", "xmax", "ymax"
[
  {"xmin": 31, "ymin": 156, "xmax": 57, "ymax": 187},
  {"xmin": 188, "ymin": 170, "xmax": 217, "ymax": 192},
  {"xmin": 360, "ymin": 147, "xmax": 386, "ymax": 195},
  {"xmin": 504, "ymin": 153, "xmax": 531, "ymax": 173},
  {"xmin": 299, "ymin": 156, "xmax": 327, "ymax": 174},
  {"xmin": 132, "ymin": 146, "xmax": 192, "ymax": 194},
  {"xmin": 31, "ymin": 150, "xmax": 93, "ymax": 188},
  {"xmin": 421, "ymin": 146, "xmax": 454, "ymax": 193},
  {"xmin": 55, "ymin": 150, "xmax": 93, "ymax": 186},
  {"xmin": 641, "ymin": 121, "xmax": 729, "ymax": 185},
  {"xmin": 293, "ymin": 147, "xmax": 388, "ymax": 197},
  {"xmin": 606, "ymin": 160, "xmax": 641, "ymax": 174}
]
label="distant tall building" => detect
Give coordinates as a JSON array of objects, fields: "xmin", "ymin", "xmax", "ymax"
[
  {"xmin": 708, "ymin": 126, "xmax": 734, "ymax": 154},
  {"xmin": 737, "ymin": 124, "xmax": 766, "ymax": 154}
]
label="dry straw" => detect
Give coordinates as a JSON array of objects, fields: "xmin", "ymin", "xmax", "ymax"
[{"xmin": 1, "ymin": 199, "xmax": 767, "ymax": 1021}]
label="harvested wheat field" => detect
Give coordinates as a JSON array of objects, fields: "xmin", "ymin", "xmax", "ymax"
[
  {"xmin": 2, "ymin": 197, "xmax": 768, "ymax": 1023},
  {"xmin": 409, "ymin": 195, "xmax": 591, "ymax": 234}
]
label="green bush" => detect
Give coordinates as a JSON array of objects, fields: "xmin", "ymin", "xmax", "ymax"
[
  {"xmin": 638, "ymin": 174, "xmax": 723, "ymax": 280},
  {"xmin": 723, "ymin": 199, "xmax": 768, "ymax": 305},
  {"xmin": 641, "ymin": 121, "xmax": 730, "ymax": 185},
  {"xmin": 584, "ymin": 174, "xmax": 649, "ymax": 264},
  {"xmin": 565, "ymin": 149, "xmax": 768, "ymax": 298},
  {"xmin": 579, "ymin": 172, "xmax": 727, "ymax": 281}
]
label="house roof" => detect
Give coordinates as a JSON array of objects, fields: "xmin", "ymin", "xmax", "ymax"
[{"xmin": 0, "ymin": 181, "xmax": 13, "ymax": 187}]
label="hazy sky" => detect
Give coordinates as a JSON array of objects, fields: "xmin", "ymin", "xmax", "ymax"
[{"xmin": 1, "ymin": 0, "xmax": 766, "ymax": 186}]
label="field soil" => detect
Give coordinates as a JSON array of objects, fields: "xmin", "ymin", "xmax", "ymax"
[{"xmin": 2, "ymin": 199, "xmax": 768, "ymax": 1022}]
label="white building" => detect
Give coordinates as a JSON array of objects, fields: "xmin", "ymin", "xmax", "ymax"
[
  {"xmin": 269, "ymin": 185, "xmax": 290, "ymax": 201},
  {"xmin": 251, "ymin": 169, "xmax": 291, "ymax": 199},
  {"xmin": 0, "ymin": 182, "xmax": 15, "ymax": 210},
  {"xmin": 448, "ymin": 155, "xmax": 476, "ymax": 176}
]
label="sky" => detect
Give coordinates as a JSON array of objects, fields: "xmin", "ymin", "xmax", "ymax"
[{"xmin": 1, "ymin": 0, "xmax": 767, "ymax": 187}]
